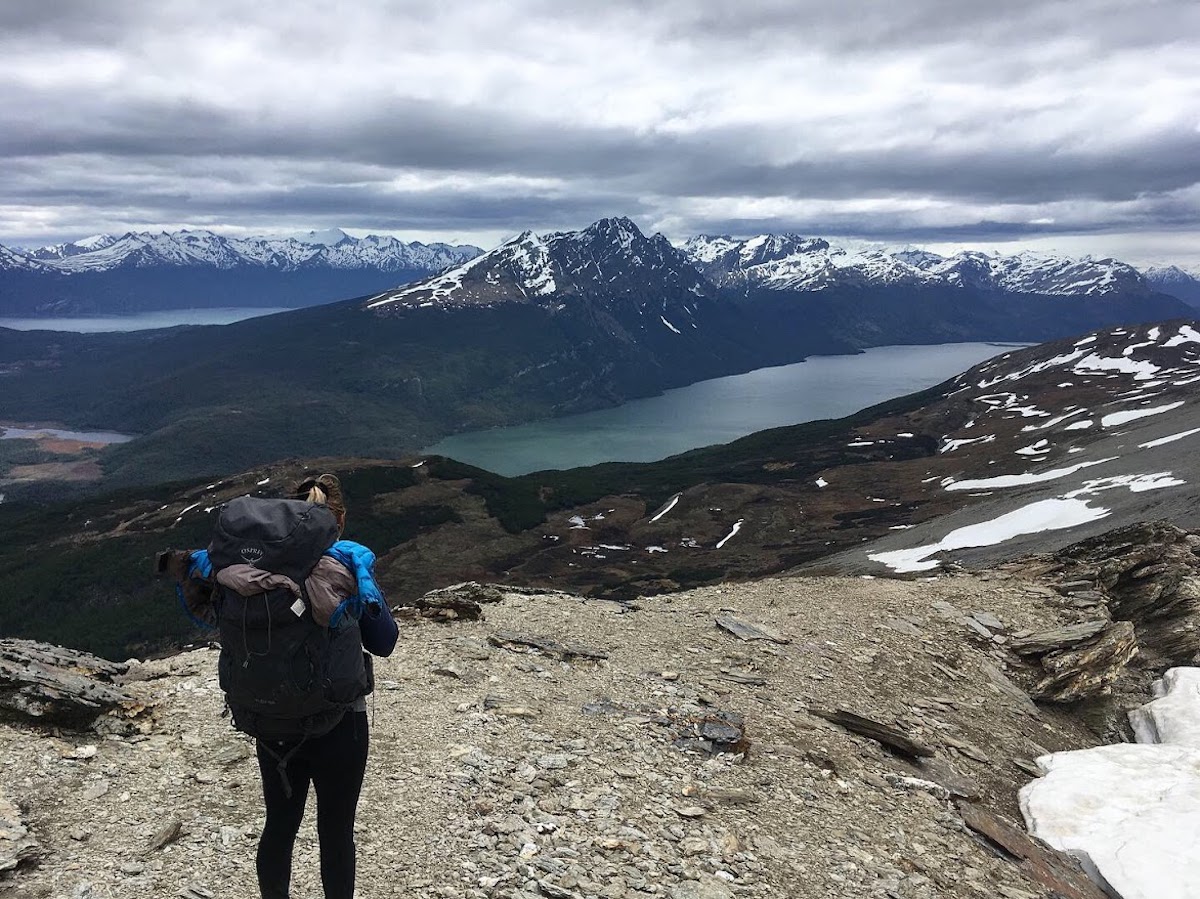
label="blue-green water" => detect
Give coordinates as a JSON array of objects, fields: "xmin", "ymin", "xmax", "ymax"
[
  {"xmin": 0, "ymin": 307, "xmax": 296, "ymax": 333},
  {"xmin": 424, "ymin": 342, "xmax": 1019, "ymax": 476}
]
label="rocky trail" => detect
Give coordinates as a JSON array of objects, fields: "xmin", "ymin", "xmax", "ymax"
[{"xmin": 7, "ymin": 539, "xmax": 1185, "ymax": 899}]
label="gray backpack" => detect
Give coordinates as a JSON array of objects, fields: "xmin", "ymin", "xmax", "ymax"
[{"xmin": 208, "ymin": 497, "xmax": 372, "ymax": 760}]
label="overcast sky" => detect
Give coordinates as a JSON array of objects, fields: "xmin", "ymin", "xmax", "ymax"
[{"xmin": 3, "ymin": 0, "xmax": 1198, "ymax": 264}]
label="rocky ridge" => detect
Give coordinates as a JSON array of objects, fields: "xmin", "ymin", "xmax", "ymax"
[{"xmin": 6, "ymin": 531, "xmax": 1191, "ymax": 899}]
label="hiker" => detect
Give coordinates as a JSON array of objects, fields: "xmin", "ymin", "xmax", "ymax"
[{"xmin": 161, "ymin": 473, "xmax": 398, "ymax": 899}]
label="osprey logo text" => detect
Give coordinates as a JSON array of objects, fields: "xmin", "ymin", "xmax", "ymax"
[{"xmin": 240, "ymin": 547, "xmax": 265, "ymax": 565}]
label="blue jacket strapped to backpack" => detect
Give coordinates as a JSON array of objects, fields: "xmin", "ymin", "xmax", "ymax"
[{"xmin": 179, "ymin": 541, "xmax": 397, "ymax": 656}]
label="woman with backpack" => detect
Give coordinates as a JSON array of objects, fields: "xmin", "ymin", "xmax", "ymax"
[{"xmin": 165, "ymin": 473, "xmax": 398, "ymax": 899}]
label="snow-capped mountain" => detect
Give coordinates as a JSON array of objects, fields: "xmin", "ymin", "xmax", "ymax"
[
  {"xmin": 367, "ymin": 217, "xmax": 718, "ymax": 336},
  {"xmin": 1142, "ymin": 265, "xmax": 1200, "ymax": 309},
  {"xmin": 683, "ymin": 235, "xmax": 1155, "ymax": 298},
  {"xmin": 25, "ymin": 234, "xmax": 118, "ymax": 261},
  {"xmin": 12, "ymin": 229, "xmax": 480, "ymax": 274},
  {"xmin": 0, "ymin": 245, "xmax": 47, "ymax": 272},
  {"xmin": 0, "ymin": 229, "xmax": 483, "ymax": 315}
]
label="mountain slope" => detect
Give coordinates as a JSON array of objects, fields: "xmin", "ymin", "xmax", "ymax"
[
  {"xmin": 679, "ymin": 234, "xmax": 1190, "ymax": 357},
  {"xmin": 6, "ymin": 318, "xmax": 1200, "ymax": 660}
]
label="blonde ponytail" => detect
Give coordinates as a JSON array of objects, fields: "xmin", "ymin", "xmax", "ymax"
[{"xmin": 292, "ymin": 474, "xmax": 346, "ymax": 528}]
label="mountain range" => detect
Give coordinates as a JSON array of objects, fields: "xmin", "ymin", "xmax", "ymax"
[
  {"xmin": 0, "ymin": 217, "xmax": 1193, "ymax": 489},
  {"xmin": 3, "ymin": 219, "xmax": 1200, "ymax": 315},
  {"xmin": 0, "ymin": 229, "xmax": 482, "ymax": 314},
  {"xmin": 684, "ymin": 233, "xmax": 1159, "ymax": 298}
]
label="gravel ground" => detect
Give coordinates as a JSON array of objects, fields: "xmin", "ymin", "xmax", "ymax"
[{"xmin": 1, "ymin": 571, "xmax": 1134, "ymax": 899}]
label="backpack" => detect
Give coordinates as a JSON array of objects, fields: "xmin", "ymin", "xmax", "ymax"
[{"xmin": 208, "ymin": 496, "xmax": 373, "ymax": 748}]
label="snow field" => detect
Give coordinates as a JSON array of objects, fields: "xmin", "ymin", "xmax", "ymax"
[
  {"xmin": 1020, "ymin": 668, "xmax": 1200, "ymax": 899},
  {"xmin": 870, "ymin": 469, "xmax": 1184, "ymax": 572}
]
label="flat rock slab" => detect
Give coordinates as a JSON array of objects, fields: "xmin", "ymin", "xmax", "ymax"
[
  {"xmin": 958, "ymin": 802, "xmax": 1109, "ymax": 899},
  {"xmin": 1009, "ymin": 621, "xmax": 1110, "ymax": 657},
  {"xmin": 979, "ymin": 661, "xmax": 1040, "ymax": 716},
  {"xmin": 916, "ymin": 754, "xmax": 984, "ymax": 800},
  {"xmin": 809, "ymin": 707, "xmax": 934, "ymax": 759},
  {"xmin": 714, "ymin": 614, "xmax": 789, "ymax": 643},
  {"xmin": 0, "ymin": 639, "xmax": 150, "ymax": 730},
  {"xmin": 487, "ymin": 632, "xmax": 608, "ymax": 662}
]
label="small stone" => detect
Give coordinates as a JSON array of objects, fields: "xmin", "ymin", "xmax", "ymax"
[
  {"xmin": 971, "ymin": 611, "xmax": 1005, "ymax": 631},
  {"xmin": 669, "ymin": 879, "xmax": 734, "ymax": 899},
  {"xmin": 119, "ymin": 861, "xmax": 145, "ymax": 875},
  {"xmin": 885, "ymin": 618, "xmax": 921, "ymax": 636},
  {"xmin": 179, "ymin": 885, "xmax": 216, "ymax": 899},
  {"xmin": 81, "ymin": 780, "xmax": 110, "ymax": 801},
  {"xmin": 675, "ymin": 806, "xmax": 707, "ymax": 818},
  {"xmin": 961, "ymin": 617, "xmax": 994, "ymax": 639},
  {"xmin": 494, "ymin": 706, "xmax": 540, "ymax": 719}
]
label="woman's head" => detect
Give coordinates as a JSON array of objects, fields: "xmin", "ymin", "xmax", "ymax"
[{"xmin": 293, "ymin": 473, "xmax": 346, "ymax": 532}]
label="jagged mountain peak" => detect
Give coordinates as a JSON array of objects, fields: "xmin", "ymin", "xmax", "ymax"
[
  {"xmin": 1141, "ymin": 264, "xmax": 1200, "ymax": 309},
  {"xmin": 366, "ymin": 218, "xmax": 711, "ymax": 315},
  {"xmin": 296, "ymin": 227, "xmax": 351, "ymax": 246},
  {"xmin": 686, "ymin": 233, "xmax": 932, "ymax": 292}
]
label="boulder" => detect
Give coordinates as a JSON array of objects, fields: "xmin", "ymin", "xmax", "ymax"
[
  {"xmin": 0, "ymin": 639, "xmax": 150, "ymax": 730},
  {"xmin": 1040, "ymin": 523, "xmax": 1200, "ymax": 666},
  {"xmin": 1032, "ymin": 622, "xmax": 1138, "ymax": 703}
]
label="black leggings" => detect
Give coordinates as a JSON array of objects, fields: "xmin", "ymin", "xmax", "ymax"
[{"xmin": 255, "ymin": 711, "xmax": 369, "ymax": 899}]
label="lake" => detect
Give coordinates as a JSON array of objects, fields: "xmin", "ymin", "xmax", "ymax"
[
  {"xmin": 424, "ymin": 342, "xmax": 1019, "ymax": 476},
  {"xmin": 0, "ymin": 307, "xmax": 296, "ymax": 333},
  {"xmin": 0, "ymin": 426, "xmax": 134, "ymax": 444}
]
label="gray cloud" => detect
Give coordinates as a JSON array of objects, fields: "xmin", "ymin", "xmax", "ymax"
[{"xmin": 0, "ymin": 0, "xmax": 1197, "ymax": 264}]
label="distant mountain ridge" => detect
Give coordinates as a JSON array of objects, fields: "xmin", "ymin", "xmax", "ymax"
[
  {"xmin": 8, "ymin": 228, "xmax": 480, "ymax": 274},
  {"xmin": 0, "ymin": 216, "xmax": 1192, "ymax": 490},
  {"xmin": 683, "ymin": 233, "xmax": 1156, "ymax": 298},
  {"xmin": 364, "ymin": 218, "xmax": 1188, "ymax": 360},
  {"xmin": 0, "ymin": 229, "xmax": 483, "ymax": 315}
]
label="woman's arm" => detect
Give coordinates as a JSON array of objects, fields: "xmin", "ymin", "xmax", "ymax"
[
  {"xmin": 159, "ymin": 549, "xmax": 217, "ymax": 628},
  {"xmin": 359, "ymin": 599, "xmax": 399, "ymax": 657}
]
